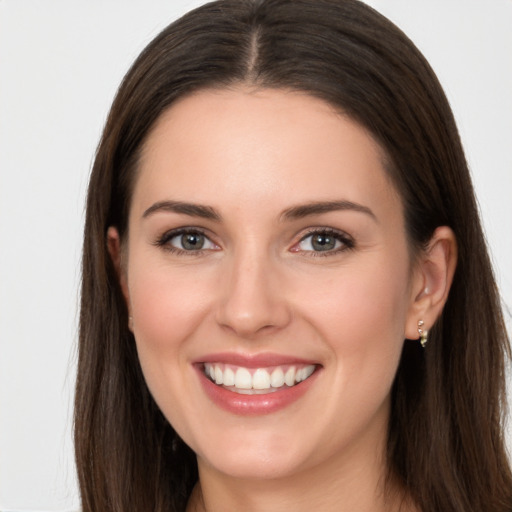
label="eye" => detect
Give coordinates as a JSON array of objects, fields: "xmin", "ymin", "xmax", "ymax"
[
  {"xmin": 156, "ymin": 229, "xmax": 219, "ymax": 253},
  {"xmin": 293, "ymin": 229, "xmax": 354, "ymax": 255},
  {"xmin": 171, "ymin": 232, "xmax": 209, "ymax": 251}
]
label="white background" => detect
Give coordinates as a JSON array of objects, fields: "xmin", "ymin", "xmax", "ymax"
[{"xmin": 0, "ymin": 1, "xmax": 511, "ymax": 510}]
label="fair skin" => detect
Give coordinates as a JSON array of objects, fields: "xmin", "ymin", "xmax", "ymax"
[{"xmin": 108, "ymin": 88, "xmax": 456, "ymax": 512}]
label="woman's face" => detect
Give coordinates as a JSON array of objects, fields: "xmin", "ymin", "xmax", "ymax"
[{"xmin": 117, "ymin": 88, "xmax": 423, "ymax": 480}]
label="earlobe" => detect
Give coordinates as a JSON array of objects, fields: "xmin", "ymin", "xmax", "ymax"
[
  {"xmin": 405, "ymin": 226, "xmax": 457, "ymax": 340},
  {"xmin": 106, "ymin": 226, "xmax": 131, "ymax": 313}
]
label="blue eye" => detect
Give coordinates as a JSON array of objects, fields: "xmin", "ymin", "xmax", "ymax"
[
  {"xmin": 157, "ymin": 229, "xmax": 218, "ymax": 253},
  {"xmin": 172, "ymin": 232, "xmax": 206, "ymax": 250},
  {"xmin": 296, "ymin": 229, "xmax": 353, "ymax": 254}
]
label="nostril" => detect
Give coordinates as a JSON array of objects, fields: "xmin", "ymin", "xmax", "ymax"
[
  {"xmin": 214, "ymin": 259, "xmax": 293, "ymax": 337},
  {"xmin": 215, "ymin": 302, "xmax": 290, "ymax": 338}
]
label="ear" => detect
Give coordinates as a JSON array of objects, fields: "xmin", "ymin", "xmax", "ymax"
[
  {"xmin": 404, "ymin": 226, "xmax": 457, "ymax": 340},
  {"xmin": 107, "ymin": 226, "xmax": 131, "ymax": 319}
]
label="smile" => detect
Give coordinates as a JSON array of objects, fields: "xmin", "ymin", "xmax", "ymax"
[
  {"xmin": 203, "ymin": 363, "xmax": 316, "ymax": 394},
  {"xmin": 196, "ymin": 355, "xmax": 321, "ymax": 415}
]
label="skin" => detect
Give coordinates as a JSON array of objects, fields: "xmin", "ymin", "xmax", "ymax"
[{"xmin": 108, "ymin": 87, "xmax": 456, "ymax": 512}]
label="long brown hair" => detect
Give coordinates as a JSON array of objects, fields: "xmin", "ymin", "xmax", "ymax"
[{"xmin": 75, "ymin": 1, "xmax": 512, "ymax": 510}]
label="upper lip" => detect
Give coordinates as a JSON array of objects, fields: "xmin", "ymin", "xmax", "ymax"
[{"xmin": 193, "ymin": 352, "xmax": 319, "ymax": 368}]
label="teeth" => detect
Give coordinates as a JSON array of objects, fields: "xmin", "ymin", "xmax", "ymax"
[
  {"xmin": 234, "ymin": 368, "xmax": 252, "ymax": 389},
  {"xmin": 285, "ymin": 367, "xmax": 295, "ymax": 386},
  {"xmin": 303, "ymin": 365, "xmax": 315, "ymax": 380},
  {"xmin": 223, "ymin": 367, "xmax": 235, "ymax": 386},
  {"xmin": 204, "ymin": 362, "xmax": 316, "ymax": 392},
  {"xmin": 270, "ymin": 367, "xmax": 285, "ymax": 387},
  {"xmin": 253, "ymin": 368, "xmax": 271, "ymax": 389},
  {"xmin": 214, "ymin": 366, "xmax": 223, "ymax": 385}
]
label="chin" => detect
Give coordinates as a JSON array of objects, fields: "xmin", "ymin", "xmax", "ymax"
[
  {"xmin": 191, "ymin": 426, "xmax": 312, "ymax": 480},
  {"xmin": 201, "ymin": 450, "xmax": 305, "ymax": 481}
]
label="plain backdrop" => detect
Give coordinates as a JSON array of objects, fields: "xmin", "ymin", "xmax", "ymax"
[{"xmin": 0, "ymin": 1, "xmax": 511, "ymax": 510}]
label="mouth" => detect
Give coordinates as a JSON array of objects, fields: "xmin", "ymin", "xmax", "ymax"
[
  {"xmin": 203, "ymin": 362, "xmax": 317, "ymax": 395},
  {"xmin": 195, "ymin": 355, "xmax": 321, "ymax": 415}
]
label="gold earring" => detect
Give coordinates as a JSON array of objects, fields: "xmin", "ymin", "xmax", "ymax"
[{"xmin": 418, "ymin": 320, "xmax": 428, "ymax": 348}]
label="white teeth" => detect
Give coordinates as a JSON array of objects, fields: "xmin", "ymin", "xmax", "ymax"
[
  {"xmin": 303, "ymin": 365, "xmax": 315, "ymax": 380},
  {"xmin": 270, "ymin": 367, "xmax": 285, "ymax": 387},
  {"xmin": 204, "ymin": 363, "xmax": 316, "ymax": 392},
  {"xmin": 253, "ymin": 368, "xmax": 271, "ymax": 389},
  {"xmin": 223, "ymin": 367, "xmax": 235, "ymax": 386},
  {"xmin": 285, "ymin": 367, "xmax": 296, "ymax": 387},
  {"xmin": 214, "ymin": 366, "xmax": 223, "ymax": 385},
  {"xmin": 234, "ymin": 367, "xmax": 252, "ymax": 389}
]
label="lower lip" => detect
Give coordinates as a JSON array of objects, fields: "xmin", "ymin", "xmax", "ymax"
[{"xmin": 196, "ymin": 365, "xmax": 319, "ymax": 416}]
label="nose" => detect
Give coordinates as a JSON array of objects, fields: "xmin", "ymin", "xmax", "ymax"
[{"xmin": 215, "ymin": 247, "xmax": 292, "ymax": 339}]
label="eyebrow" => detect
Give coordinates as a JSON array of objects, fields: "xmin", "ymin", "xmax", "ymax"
[
  {"xmin": 281, "ymin": 200, "xmax": 377, "ymax": 221},
  {"xmin": 142, "ymin": 200, "xmax": 222, "ymax": 221},
  {"xmin": 142, "ymin": 199, "xmax": 376, "ymax": 223}
]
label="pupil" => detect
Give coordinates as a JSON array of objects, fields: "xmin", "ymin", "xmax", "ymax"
[
  {"xmin": 182, "ymin": 233, "xmax": 204, "ymax": 250},
  {"xmin": 312, "ymin": 234, "xmax": 335, "ymax": 251}
]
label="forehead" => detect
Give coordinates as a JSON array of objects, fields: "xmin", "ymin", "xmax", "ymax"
[{"xmin": 133, "ymin": 87, "xmax": 401, "ymax": 221}]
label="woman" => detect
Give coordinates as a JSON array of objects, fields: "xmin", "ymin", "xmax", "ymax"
[{"xmin": 74, "ymin": 0, "xmax": 512, "ymax": 511}]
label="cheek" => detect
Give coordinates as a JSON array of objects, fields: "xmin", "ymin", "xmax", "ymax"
[
  {"xmin": 126, "ymin": 256, "xmax": 213, "ymax": 398},
  {"xmin": 294, "ymin": 257, "xmax": 411, "ymax": 392},
  {"xmin": 297, "ymin": 260, "xmax": 410, "ymax": 434},
  {"xmin": 129, "ymin": 260, "xmax": 208, "ymax": 344},
  {"xmin": 126, "ymin": 259, "xmax": 217, "ymax": 435},
  {"xmin": 300, "ymin": 261, "xmax": 409, "ymax": 338}
]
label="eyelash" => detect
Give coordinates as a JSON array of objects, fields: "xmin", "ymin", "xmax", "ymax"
[
  {"xmin": 154, "ymin": 228, "xmax": 216, "ymax": 256},
  {"xmin": 294, "ymin": 228, "xmax": 355, "ymax": 257},
  {"xmin": 154, "ymin": 227, "xmax": 355, "ymax": 257}
]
